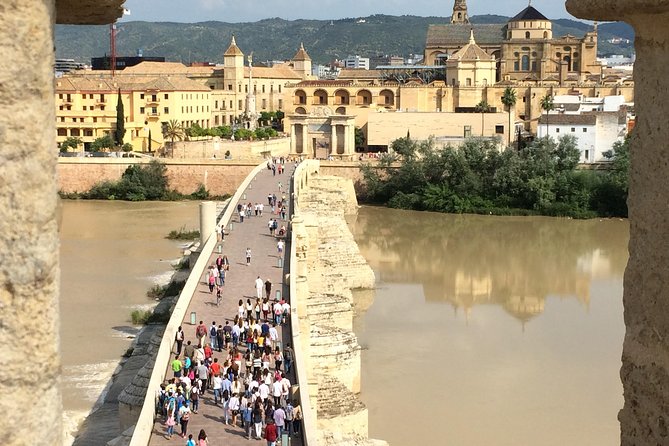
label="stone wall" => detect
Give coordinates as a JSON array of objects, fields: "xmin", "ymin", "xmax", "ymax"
[
  {"xmin": 57, "ymin": 159, "xmax": 257, "ymax": 196},
  {"xmin": 290, "ymin": 160, "xmax": 388, "ymax": 446},
  {"xmin": 169, "ymin": 136, "xmax": 290, "ymax": 160}
]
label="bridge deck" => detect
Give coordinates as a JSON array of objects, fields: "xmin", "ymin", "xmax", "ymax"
[{"xmin": 149, "ymin": 163, "xmax": 303, "ymax": 446}]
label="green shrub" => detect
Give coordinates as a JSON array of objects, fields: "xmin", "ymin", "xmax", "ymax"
[
  {"xmin": 131, "ymin": 309, "xmax": 152, "ymax": 325},
  {"xmin": 166, "ymin": 226, "xmax": 200, "ymax": 240}
]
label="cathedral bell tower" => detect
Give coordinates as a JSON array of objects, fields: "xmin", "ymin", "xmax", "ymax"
[{"xmin": 451, "ymin": 0, "xmax": 470, "ymax": 24}]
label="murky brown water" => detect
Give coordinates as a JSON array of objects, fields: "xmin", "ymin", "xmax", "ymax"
[
  {"xmin": 59, "ymin": 200, "xmax": 199, "ymax": 442},
  {"xmin": 349, "ymin": 207, "xmax": 628, "ymax": 446}
]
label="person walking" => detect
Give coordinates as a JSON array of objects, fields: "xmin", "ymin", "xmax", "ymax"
[
  {"xmin": 264, "ymin": 279, "xmax": 272, "ymax": 300},
  {"xmin": 292, "ymin": 400, "xmax": 302, "ymax": 436},
  {"xmin": 178, "ymin": 400, "xmax": 191, "ymax": 438},
  {"xmin": 277, "ymin": 239, "xmax": 284, "ymax": 255},
  {"xmin": 283, "ymin": 343, "xmax": 294, "ymax": 374},
  {"xmin": 197, "ymin": 429, "xmax": 209, "ymax": 446},
  {"xmin": 255, "ymin": 276, "xmax": 264, "ymax": 299},
  {"xmin": 265, "ymin": 418, "xmax": 278, "ymax": 446},
  {"xmin": 174, "ymin": 326, "xmax": 184, "ymax": 356},
  {"xmin": 246, "ymin": 247, "xmax": 252, "ymax": 266}
]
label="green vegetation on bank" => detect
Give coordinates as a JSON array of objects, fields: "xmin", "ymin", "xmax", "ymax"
[
  {"xmin": 60, "ymin": 160, "xmax": 230, "ymax": 202},
  {"xmin": 359, "ymin": 135, "xmax": 629, "ymax": 218},
  {"xmin": 167, "ymin": 226, "xmax": 200, "ymax": 240}
]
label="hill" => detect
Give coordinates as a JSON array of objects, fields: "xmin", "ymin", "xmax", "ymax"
[{"xmin": 54, "ymin": 14, "xmax": 635, "ymax": 66}]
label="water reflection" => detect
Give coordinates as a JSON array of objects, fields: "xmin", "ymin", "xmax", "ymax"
[{"xmin": 349, "ymin": 208, "xmax": 629, "ymax": 324}]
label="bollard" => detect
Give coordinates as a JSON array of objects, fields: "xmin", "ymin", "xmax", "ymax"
[
  {"xmin": 217, "ymin": 244, "xmax": 222, "ymax": 254},
  {"xmin": 242, "ymin": 193, "xmax": 246, "ymax": 200},
  {"xmin": 275, "ymin": 290, "xmax": 281, "ymax": 301},
  {"xmin": 190, "ymin": 311, "xmax": 196, "ymax": 325},
  {"xmin": 277, "ymin": 257, "xmax": 283, "ymax": 268},
  {"xmin": 229, "ymin": 222, "xmax": 234, "ymax": 231}
]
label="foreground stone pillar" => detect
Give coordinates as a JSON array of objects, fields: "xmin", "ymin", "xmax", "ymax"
[
  {"xmin": 565, "ymin": 1, "xmax": 669, "ymax": 444},
  {"xmin": 0, "ymin": 1, "xmax": 61, "ymax": 444},
  {"xmin": 199, "ymin": 201, "xmax": 216, "ymax": 246}
]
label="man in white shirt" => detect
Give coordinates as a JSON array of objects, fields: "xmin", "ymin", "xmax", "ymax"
[
  {"xmin": 268, "ymin": 324, "xmax": 279, "ymax": 350},
  {"xmin": 212, "ymin": 375, "xmax": 223, "ymax": 405},
  {"xmin": 255, "ymin": 276, "xmax": 263, "ymax": 299},
  {"xmin": 258, "ymin": 382, "xmax": 270, "ymax": 402},
  {"xmin": 272, "ymin": 379, "xmax": 283, "ymax": 407}
]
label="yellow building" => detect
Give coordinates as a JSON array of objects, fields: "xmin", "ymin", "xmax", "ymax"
[
  {"xmin": 55, "ymin": 72, "xmax": 212, "ymax": 151},
  {"xmin": 55, "ymin": 37, "xmax": 310, "ymax": 152}
]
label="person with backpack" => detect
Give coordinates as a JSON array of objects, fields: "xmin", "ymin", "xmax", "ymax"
[
  {"xmin": 195, "ymin": 321, "xmax": 207, "ymax": 347},
  {"xmin": 283, "ymin": 343, "xmax": 294, "ymax": 373},
  {"xmin": 209, "ymin": 322, "xmax": 218, "ymax": 351},
  {"xmin": 190, "ymin": 381, "xmax": 200, "ymax": 414},
  {"xmin": 242, "ymin": 402, "xmax": 253, "ymax": 439},
  {"xmin": 174, "ymin": 326, "xmax": 184, "ymax": 356},
  {"xmin": 284, "ymin": 400, "xmax": 294, "ymax": 436}
]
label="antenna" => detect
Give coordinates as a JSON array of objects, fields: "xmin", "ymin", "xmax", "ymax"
[{"xmin": 110, "ymin": 24, "xmax": 116, "ymax": 77}]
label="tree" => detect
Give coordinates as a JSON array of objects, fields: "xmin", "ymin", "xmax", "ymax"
[
  {"xmin": 501, "ymin": 87, "xmax": 517, "ymax": 148},
  {"xmin": 354, "ymin": 127, "xmax": 365, "ymax": 150},
  {"xmin": 540, "ymin": 94, "xmax": 554, "ymax": 138},
  {"xmin": 474, "ymin": 100, "xmax": 492, "ymax": 137},
  {"xmin": 60, "ymin": 136, "xmax": 82, "ymax": 152},
  {"xmin": 391, "ymin": 136, "xmax": 417, "ymax": 159},
  {"xmin": 163, "ymin": 120, "xmax": 184, "ymax": 157},
  {"xmin": 90, "ymin": 135, "xmax": 114, "ymax": 152},
  {"xmin": 115, "ymin": 88, "xmax": 125, "ymax": 147}
]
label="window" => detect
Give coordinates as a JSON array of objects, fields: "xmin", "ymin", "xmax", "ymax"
[
  {"xmin": 262, "ymin": 99, "xmax": 267, "ymax": 109},
  {"xmin": 278, "ymin": 85, "xmax": 282, "ymax": 93},
  {"xmin": 70, "ymin": 129, "xmax": 80, "ymax": 136},
  {"xmin": 164, "ymin": 94, "xmax": 169, "ymax": 99},
  {"xmin": 152, "ymin": 95, "xmax": 157, "ymax": 102},
  {"xmin": 514, "ymin": 61, "xmax": 520, "ymax": 71},
  {"xmin": 466, "ymin": 78, "xmax": 472, "ymax": 86},
  {"xmin": 57, "ymin": 128, "xmax": 67, "ymax": 136},
  {"xmin": 100, "ymin": 94, "xmax": 105, "ymax": 101},
  {"xmin": 58, "ymin": 94, "xmax": 63, "ymax": 100},
  {"xmin": 464, "ymin": 125, "xmax": 472, "ymax": 138},
  {"xmin": 229, "ymin": 101, "xmax": 233, "ymax": 109},
  {"xmin": 140, "ymin": 107, "xmax": 145, "ymax": 114},
  {"xmin": 583, "ymin": 128, "xmax": 587, "ymax": 133},
  {"xmin": 278, "ymin": 99, "xmax": 283, "ymax": 109},
  {"xmin": 543, "ymin": 31, "xmax": 548, "ymax": 39},
  {"xmin": 93, "ymin": 117, "xmax": 97, "ymax": 123},
  {"xmin": 531, "ymin": 61, "xmax": 537, "ymax": 71},
  {"xmin": 521, "ymin": 55, "xmax": 530, "ymax": 71},
  {"xmin": 164, "ymin": 107, "xmax": 169, "ymax": 114},
  {"xmin": 84, "ymin": 129, "xmax": 93, "ymax": 137},
  {"xmin": 245, "ymin": 85, "xmax": 248, "ymax": 93},
  {"xmin": 262, "ymin": 85, "xmax": 265, "ymax": 93},
  {"xmin": 140, "ymin": 93, "xmax": 145, "ymax": 99},
  {"xmin": 571, "ymin": 127, "xmax": 576, "ymax": 132},
  {"xmin": 60, "ymin": 117, "xmax": 65, "ymax": 122},
  {"xmin": 100, "ymin": 106, "xmax": 105, "ymax": 111},
  {"xmin": 72, "ymin": 118, "xmax": 76, "ymax": 122},
  {"xmin": 83, "ymin": 106, "xmax": 87, "ymax": 111},
  {"xmin": 584, "ymin": 150, "xmax": 590, "ymax": 160},
  {"xmin": 238, "ymin": 100, "xmax": 243, "ymax": 109},
  {"xmin": 80, "ymin": 118, "xmax": 84, "ymax": 122},
  {"xmin": 556, "ymin": 128, "xmax": 560, "ymax": 133},
  {"xmin": 238, "ymin": 84, "xmax": 242, "ymax": 92},
  {"xmin": 151, "ymin": 107, "xmax": 158, "ymax": 114},
  {"xmin": 59, "ymin": 105, "xmax": 64, "ymax": 110},
  {"xmin": 228, "ymin": 84, "xmax": 233, "ymax": 91},
  {"xmin": 525, "ymin": 31, "xmax": 530, "ymax": 39},
  {"xmin": 495, "ymin": 125, "xmax": 504, "ymax": 134},
  {"xmin": 253, "ymin": 85, "xmax": 257, "ymax": 93}
]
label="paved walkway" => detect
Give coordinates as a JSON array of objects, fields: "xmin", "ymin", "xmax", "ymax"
[{"xmin": 149, "ymin": 163, "xmax": 302, "ymax": 446}]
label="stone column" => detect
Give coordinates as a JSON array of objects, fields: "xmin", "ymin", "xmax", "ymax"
[
  {"xmin": 199, "ymin": 201, "xmax": 216, "ymax": 246},
  {"xmin": 0, "ymin": 1, "xmax": 61, "ymax": 444},
  {"xmin": 290, "ymin": 123, "xmax": 297, "ymax": 154},
  {"xmin": 330, "ymin": 124, "xmax": 338, "ymax": 158},
  {"xmin": 565, "ymin": 1, "xmax": 669, "ymax": 444},
  {"xmin": 302, "ymin": 124, "xmax": 309, "ymax": 158}
]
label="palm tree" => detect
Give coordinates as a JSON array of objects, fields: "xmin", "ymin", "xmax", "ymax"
[
  {"xmin": 501, "ymin": 87, "xmax": 517, "ymax": 148},
  {"xmin": 163, "ymin": 119, "xmax": 184, "ymax": 158},
  {"xmin": 540, "ymin": 94, "xmax": 554, "ymax": 139},
  {"xmin": 474, "ymin": 100, "xmax": 492, "ymax": 137}
]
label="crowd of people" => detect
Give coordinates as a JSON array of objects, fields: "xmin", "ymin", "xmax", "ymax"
[{"xmin": 156, "ymin": 159, "xmax": 303, "ymax": 445}]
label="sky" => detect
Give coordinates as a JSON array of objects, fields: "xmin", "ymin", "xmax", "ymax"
[{"xmin": 120, "ymin": 0, "xmax": 582, "ymax": 23}]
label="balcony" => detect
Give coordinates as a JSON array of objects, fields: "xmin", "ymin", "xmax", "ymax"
[
  {"xmin": 145, "ymin": 97, "xmax": 160, "ymax": 105},
  {"xmin": 147, "ymin": 112, "xmax": 161, "ymax": 119}
]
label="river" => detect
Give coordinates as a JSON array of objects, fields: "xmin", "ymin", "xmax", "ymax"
[
  {"xmin": 349, "ymin": 206, "xmax": 628, "ymax": 446},
  {"xmin": 59, "ymin": 200, "xmax": 199, "ymax": 444}
]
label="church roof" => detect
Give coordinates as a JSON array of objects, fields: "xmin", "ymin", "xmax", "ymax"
[
  {"xmin": 450, "ymin": 31, "xmax": 493, "ymax": 60},
  {"xmin": 224, "ymin": 36, "xmax": 243, "ymax": 57},
  {"xmin": 293, "ymin": 43, "xmax": 311, "ymax": 62},
  {"xmin": 510, "ymin": 6, "xmax": 549, "ymax": 21},
  {"xmin": 426, "ymin": 24, "xmax": 505, "ymax": 47}
]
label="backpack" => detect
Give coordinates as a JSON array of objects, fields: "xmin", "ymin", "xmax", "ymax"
[
  {"xmin": 284, "ymin": 349, "xmax": 293, "ymax": 361},
  {"xmin": 210, "ymin": 326, "xmax": 217, "ymax": 337}
]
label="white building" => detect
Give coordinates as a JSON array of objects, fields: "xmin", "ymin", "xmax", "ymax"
[
  {"xmin": 537, "ymin": 110, "xmax": 628, "ymax": 163},
  {"xmin": 343, "ymin": 55, "xmax": 370, "ymax": 70}
]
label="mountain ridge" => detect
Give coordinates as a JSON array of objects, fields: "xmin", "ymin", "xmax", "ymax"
[{"xmin": 55, "ymin": 14, "xmax": 634, "ymax": 66}]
